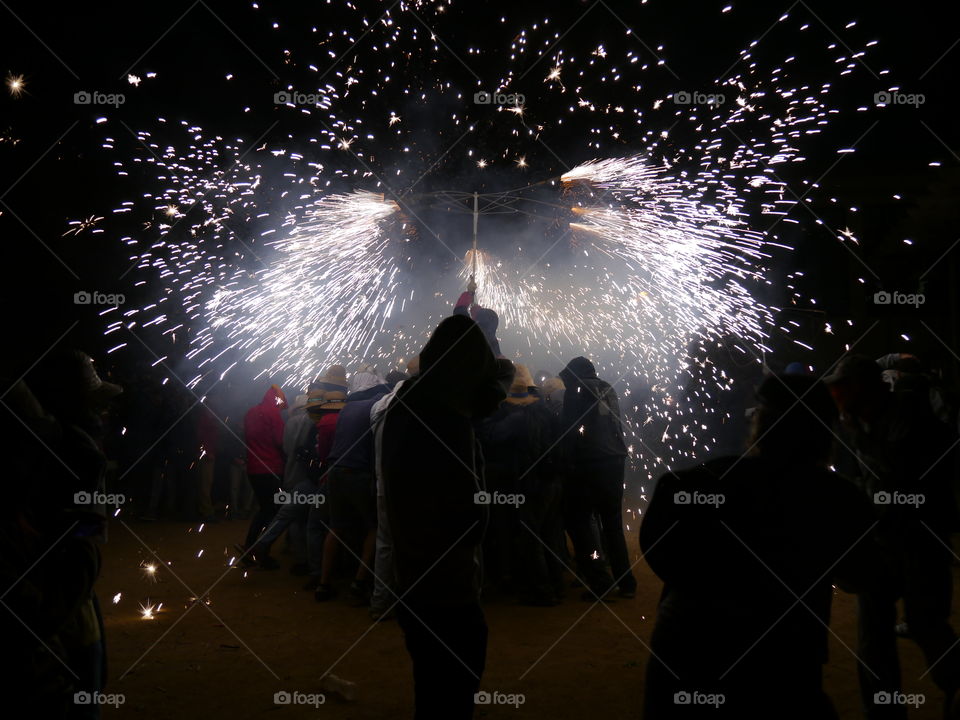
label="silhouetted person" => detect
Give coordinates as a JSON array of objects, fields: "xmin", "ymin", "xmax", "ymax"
[
  {"xmin": 827, "ymin": 354, "xmax": 960, "ymax": 720},
  {"xmin": 641, "ymin": 375, "xmax": 886, "ymax": 719},
  {"xmin": 379, "ymin": 315, "xmax": 508, "ymax": 719}
]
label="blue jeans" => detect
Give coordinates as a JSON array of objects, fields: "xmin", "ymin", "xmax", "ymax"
[{"xmin": 258, "ymin": 479, "xmax": 314, "ymax": 562}]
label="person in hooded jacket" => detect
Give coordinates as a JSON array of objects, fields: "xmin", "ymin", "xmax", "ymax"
[
  {"xmin": 559, "ymin": 356, "xmax": 636, "ymax": 600},
  {"xmin": 380, "ymin": 315, "xmax": 510, "ymax": 720},
  {"xmin": 238, "ymin": 384, "xmax": 287, "ymax": 568}
]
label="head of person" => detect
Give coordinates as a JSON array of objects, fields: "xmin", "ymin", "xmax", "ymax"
[
  {"xmin": 28, "ymin": 349, "xmax": 122, "ymax": 431},
  {"xmin": 824, "ymin": 354, "xmax": 887, "ymax": 419},
  {"xmin": 749, "ymin": 375, "xmax": 837, "ymax": 466},
  {"xmin": 348, "ymin": 363, "xmax": 383, "ymax": 394},
  {"xmin": 310, "ymin": 364, "xmax": 348, "ymax": 394},
  {"xmin": 385, "ymin": 370, "xmax": 408, "ymax": 387},
  {"xmin": 263, "ymin": 383, "xmax": 288, "ymax": 410},
  {"xmin": 505, "ymin": 363, "xmax": 538, "ymax": 405},
  {"xmin": 543, "ymin": 376, "xmax": 565, "ymax": 402},
  {"xmin": 559, "ymin": 356, "xmax": 597, "ymax": 387},
  {"xmin": 417, "ymin": 314, "xmax": 504, "ymax": 418}
]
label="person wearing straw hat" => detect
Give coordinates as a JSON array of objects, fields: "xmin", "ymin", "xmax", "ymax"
[{"xmin": 477, "ymin": 363, "xmax": 564, "ymax": 606}]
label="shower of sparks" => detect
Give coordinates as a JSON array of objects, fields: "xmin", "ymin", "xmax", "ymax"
[
  {"xmin": 6, "ymin": 74, "xmax": 25, "ymax": 98},
  {"xmin": 95, "ymin": 2, "xmax": 892, "ymax": 478}
]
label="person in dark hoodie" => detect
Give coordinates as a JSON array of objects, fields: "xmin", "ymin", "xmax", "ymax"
[
  {"xmin": 380, "ymin": 314, "xmax": 509, "ymax": 720},
  {"xmin": 559, "ymin": 355, "xmax": 636, "ymax": 600},
  {"xmin": 640, "ymin": 375, "xmax": 887, "ymax": 719},
  {"xmin": 454, "ymin": 274, "xmax": 503, "ymax": 357}
]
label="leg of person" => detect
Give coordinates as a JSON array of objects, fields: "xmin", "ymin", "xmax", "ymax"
[
  {"xmin": 857, "ymin": 589, "xmax": 908, "ymax": 720},
  {"xmin": 243, "ymin": 474, "xmax": 281, "ymax": 551},
  {"xmin": 198, "ymin": 454, "xmax": 215, "ymax": 519},
  {"xmin": 563, "ymin": 467, "xmax": 616, "ymax": 597},
  {"xmin": 540, "ymin": 479, "xmax": 566, "ymax": 599},
  {"xmin": 370, "ymin": 492, "xmax": 396, "ymax": 616},
  {"xmin": 902, "ymin": 527, "xmax": 960, "ymax": 699},
  {"xmin": 398, "ymin": 603, "xmax": 487, "ymax": 720},
  {"xmin": 305, "ymin": 500, "xmax": 329, "ymax": 588},
  {"xmin": 592, "ymin": 457, "xmax": 636, "ymax": 595},
  {"xmin": 514, "ymin": 481, "xmax": 555, "ymax": 604}
]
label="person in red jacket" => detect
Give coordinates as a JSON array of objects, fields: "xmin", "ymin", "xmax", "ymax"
[{"xmin": 238, "ymin": 384, "xmax": 287, "ymax": 568}]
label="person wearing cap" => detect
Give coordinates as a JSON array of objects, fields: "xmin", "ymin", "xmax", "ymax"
[
  {"xmin": 317, "ymin": 366, "xmax": 392, "ymax": 605},
  {"xmin": 558, "ymin": 356, "xmax": 636, "ymax": 600},
  {"xmin": 380, "ymin": 315, "xmax": 509, "ymax": 719},
  {"xmin": 641, "ymin": 375, "xmax": 886, "ymax": 719},
  {"xmin": 238, "ymin": 384, "xmax": 288, "ymax": 569},
  {"xmin": 476, "ymin": 363, "xmax": 564, "ymax": 605},
  {"xmin": 826, "ymin": 354, "xmax": 960, "ymax": 719}
]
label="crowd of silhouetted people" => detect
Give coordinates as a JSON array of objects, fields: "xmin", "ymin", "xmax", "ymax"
[{"xmin": 4, "ymin": 282, "xmax": 960, "ymax": 719}]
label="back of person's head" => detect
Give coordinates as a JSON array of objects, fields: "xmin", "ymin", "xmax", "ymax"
[{"xmin": 749, "ymin": 375, "xmax": 837, "ymax": 465}]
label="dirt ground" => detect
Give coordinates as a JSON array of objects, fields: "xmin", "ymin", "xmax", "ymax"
[{"xmin": 98, "ymin": 516, "xmax": 952, "ymax": 719}]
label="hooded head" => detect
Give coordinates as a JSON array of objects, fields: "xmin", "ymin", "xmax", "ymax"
[
  {"xmin": 262, "ymin": 384, "xmax": 288, "ymax": 411},
  {"xmin": 559, "ymin": 356, "xmax": 597, "ymax": 386},
  {"xmin": 750, "ymin": 375, "xmax": 837, "ymax": 465},
  {"xmin": 415, "ymin": 314, "xmax": 503, "ymax": 418}
]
